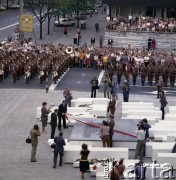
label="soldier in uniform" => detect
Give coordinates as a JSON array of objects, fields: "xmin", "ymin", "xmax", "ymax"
[
  {"xmin": 147, "ymin": 63, "xmax": 155, "ymax": 86},
  {"xmin": 154, "ymin": 62, "xmax": 161, "ymax": 85},
  {"xmin": 12, "ymin": 65, "xmax": 17, "ymax": 83},
  {"xmin": 170, "ymin": 65, "xmax": 176, "ymax": 87},
  {"xmin": 108, "ymin": 64, "xmax": 114, "ymax": 82},
  {"xmin": 0, "ymin": 67, "xmax": 4, "ymax": 82},
  {"xmin": 116, "ymin": 62, "xmax": 123, "ymax": 85},
  {"xmin": 132, "ymin": 64, "xmax": 138, "ymax": 85},
  {"xmin": 24, "ymin": 70, "xmax": 31, "ymax": 84},
  {"xmin": 52, "ymin": 69, "xmax": 58, "ymax": 84},
  {"xmin": 156, "ymin": 76, "xmax": 164, "ymax": 98},
  {"xmin": 140, "ymin": 63, "xmax": 147, "ymax": 86},
  {"xmin": 162, "ymin": 63, "xmax": 169, "ymax": 87}
]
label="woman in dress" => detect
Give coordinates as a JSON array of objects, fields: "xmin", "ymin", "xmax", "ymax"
[
  {"xmin": 80, "ymin": 143, "xmax": 90, "ymax": 180},
  {"xmin": 41, "ymin": 102, "xmax": 50, "ymax": 133}
]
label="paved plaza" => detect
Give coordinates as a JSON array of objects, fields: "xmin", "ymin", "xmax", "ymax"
[
  {"xmin": 0, "ymin": 67, "xmax": 176, "ymax": 180},
  {"xmin": 1, "ymin": 5, "xmax": 176, "ymax": 180}
]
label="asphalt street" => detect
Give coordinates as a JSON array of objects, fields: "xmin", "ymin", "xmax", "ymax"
[{"xmin": 0, "ymin": 7, "xmax": 106, "ymax": 46}]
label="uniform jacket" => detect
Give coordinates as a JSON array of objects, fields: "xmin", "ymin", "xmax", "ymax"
[{"xmin": 30, "ymin": 128, "xmax": 40, "ymax": 146}]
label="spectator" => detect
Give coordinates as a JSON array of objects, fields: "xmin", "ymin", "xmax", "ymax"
[
  {"xmin": 109, "ymin": 158, "xmax": 125, "ymax": 180},
  {"xmin": 99, "ymin": 120, "xmax": 110, "ymax": 147},
  {"xmin": 122, "ymin": 80, "xmax": 130, "ymax": 102},
  {"xmin": 99, "ymin": 34, "xmax": 103, "ymax": 48},
  {"xmin": 30, "ymin": 124, "xmax": 40, "ymax": 162},
  {"xmin": 90, "ymin": 35, "xmax": 95, "ymax": 46},
  {"xmin": 64, "ymin": 26, "xmax": 68, "ymax": 37},
  {"xmin": 148, "ymin": 37, "xmax": 152, "ymax": 51},
  {"xmin": 152, "ymin": 38, "xmax": 156, "ymax": 50},
  {"xmin": 160, "ymin": 90, "xmax": 167, "ymax": 120},
  {"xmin": 50, "ymin": 109, "xmax": 58, "ymax": 139},
  {"xmin": 134, "ymin": 123, "xmax": 146, "ymax": 161},
  {"xmin": 108, "ymin": 38, "xmax": 113, "ymax": 48},
  {"xmin": 90, "ymin": 76, "xmax": 99, "ymax": 98},
  {"xmin": 53, "ymin": 131, "xmax": 66, "ymax": 168},
  {"xmin": 79, "ymin": 143, "xmax": 90, "ymax": 180},
  {"xmin": 94, "ymin": 22, "xmax": 99, "ymax": 32}
]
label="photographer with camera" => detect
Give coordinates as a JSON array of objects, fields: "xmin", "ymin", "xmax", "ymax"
[
  {"xmin": 30, "ymin": 124, "xmax": 41, "ymax": 162},
  {"xmin": 134, "ymin": 122, "xmax": 146, "ymax": 162},
  {"xmin": 122, "ymin": 80, "xmax": 130, "ymax": 102}
]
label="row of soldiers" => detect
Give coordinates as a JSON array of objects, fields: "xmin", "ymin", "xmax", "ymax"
[
  {"xmin": 0, "ymin": 43, "xmax": 70, "ymax": 84},
  {"xmin": 116, "ymin": 61, "xmax": 176, "ymax": 87}
]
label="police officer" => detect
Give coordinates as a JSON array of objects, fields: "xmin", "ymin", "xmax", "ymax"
[{"xmin": 170, "ymin": 65, "xmax": 176, "ymax": 87}]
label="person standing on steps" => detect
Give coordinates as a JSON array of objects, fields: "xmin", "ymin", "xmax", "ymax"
[
  {"xmin": 160, "ymin": 91, "xmax": 167, "ymax": 120},
  {"xmin": 90, "ymin": 76, "xmax": 99, "ymax": 98}
]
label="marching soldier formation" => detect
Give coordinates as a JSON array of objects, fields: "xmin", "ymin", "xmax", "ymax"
[
  {"xmin": 0, "ymin": 42, "xmax": 70, "ymax": 84},
  {"xmin": 0, "ymin": 40, "xmax": 176, "ymax": 88}
]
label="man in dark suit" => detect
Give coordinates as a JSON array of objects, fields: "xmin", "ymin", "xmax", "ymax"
[
  {"xmin": 50, "ymin": 109, "xmax": 58, "ymax": 139},
  {"xmin": 53, "ymin": 132, "xmax": 66, "ymax": 168},
  {"xmin": 57, "ymin": 100, "xmax": 68, "ymax": 131}
]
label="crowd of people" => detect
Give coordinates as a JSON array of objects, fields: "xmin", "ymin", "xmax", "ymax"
[
  {"xmin": 106, "ymin": 16, "xmax": 176, "ymax": 32},
  {"xmin": 1, "ymin": 40, "xmax": 176, "ymax": 88}
]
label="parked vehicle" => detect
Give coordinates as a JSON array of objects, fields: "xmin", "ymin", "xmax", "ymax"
[{"xmin": 54, "ymin": 17, "xmax": 76, "ymax": 27}]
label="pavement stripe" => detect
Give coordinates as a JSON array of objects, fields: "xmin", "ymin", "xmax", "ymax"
[{"xmin": 49, "ymin": 68, "xmax": 70, "ymax": 90}]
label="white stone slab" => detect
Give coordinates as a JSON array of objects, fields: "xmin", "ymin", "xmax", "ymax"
[
  {"xmin": 157, "ymin": 153, "xmax": 176, "ymax": 169},
  {"xmin": 64, "ymin": 146, "xmax": 129, "ymax": 163}
]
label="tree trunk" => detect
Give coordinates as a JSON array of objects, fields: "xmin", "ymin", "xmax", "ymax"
[
  {"xmin": 40, "ymin": 20, "xmax": 43, "ymax": 39},
  {"xmin": 47, "ymin": 16, "xmax": 51, "ymax": 35}
]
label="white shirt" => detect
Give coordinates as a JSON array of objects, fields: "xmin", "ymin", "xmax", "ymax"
[{"xmin": 135, "ymin": 128, "xmax": 145, "ymax": 140}]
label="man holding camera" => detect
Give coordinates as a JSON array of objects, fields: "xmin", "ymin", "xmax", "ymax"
[{"xmin": 30, "ymin": 124, "xmax": 41, "ymax": 162}]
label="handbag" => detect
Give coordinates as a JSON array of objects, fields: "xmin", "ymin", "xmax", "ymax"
[
  {"xmin": 26, "ymin": 133, "xmax": 31, "ymax": 144},
  {"xmin": 50, "ymin": 143, "xmax": 56, "ymax": 149},
  {"xmin": 96, "ymin": 85, "xmax": 100, "ymax": 89}
]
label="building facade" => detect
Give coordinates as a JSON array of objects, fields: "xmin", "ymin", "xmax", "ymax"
[{"xmin": 102, "ymin": 0, "xmax": 176, "ymax": 18}]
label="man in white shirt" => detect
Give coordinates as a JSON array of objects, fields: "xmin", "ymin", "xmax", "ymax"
[{"xmin": 134, "ymin": 123, "xmax": 146, "ymax": 161}]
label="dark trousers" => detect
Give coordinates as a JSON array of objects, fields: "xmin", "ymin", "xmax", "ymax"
[
  {"xmin": 109, "ymin": 135, "xmax": 113, "ymax": 147},
  {"xmin": 161, "ymin": 107, "xmax": 165, "ymax": 120},
  {"xmin": 53, "ymin": 152, "xmax": 63, "ymax": 167},
  {"xmin": 91, "ymin": 87, "xmax": 97, "ymax": 98},
  {"xmin": 51, "ymin": 125, "xmax": 56, "ymax": 139},
  {"xmin": 135, "ymin": 140, "xmax": 145, "ymax": 161},
  {"xmin": 58, "ymin": 115, "xmax": 66, "ymax": 129},
  {"xmin": 102, "ymin": 135, "xmax": 110, "ymax": 147}
]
